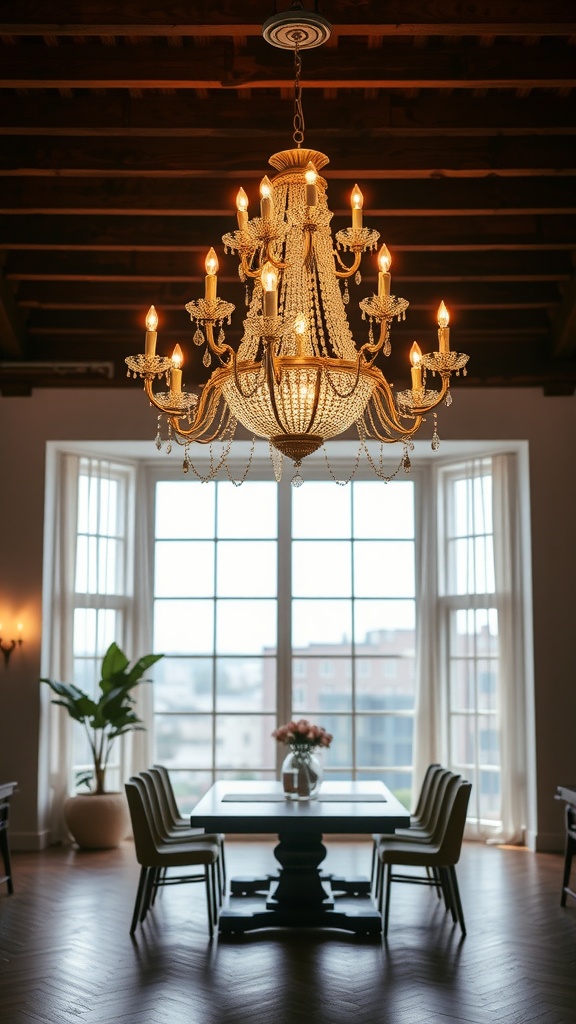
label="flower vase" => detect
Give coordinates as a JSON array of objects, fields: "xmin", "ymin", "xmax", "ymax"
[{"xmin": 281, "ymin": 747, "xmax": 323, "ymax": 800}]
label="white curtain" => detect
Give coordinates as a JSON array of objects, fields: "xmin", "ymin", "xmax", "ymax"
[
  {"xmin": 412, "ymin": 464, "xmax": 442, "ymax": 811},
  {"xmin": 492, "ymin": 452, "xmax": 527, "ymax": 844},
  {"xmin": 44, "ymin": 452, "xmax": 80, "ymax": 843},
  {"xmin": 43, "ymin": 451, "xmax": 152, "ymax": 843}
]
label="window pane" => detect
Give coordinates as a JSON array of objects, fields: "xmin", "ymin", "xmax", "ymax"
[
  {"xmin": 154, "ymin": 541, "xmax": 214, "ymax": 597},
  {"xmin": 155, "ymin": 713, "xmax": 213, "ymax": 769},
  {"xmin": 356, "ymin": 714, "xmax": 414, "ymax": 769},
  {"xmin": 354, "ymin": 540, "xmax": 414, "ymax": 597},
  {"xmin": 73, "ymin": 608, "xmax": 117, "ymax": 656},
  {"xmin": 154, "ymin": 599, "xmax": 214, "ymax": 655},
  {"xmin": 354, "ymin": 600, "xmax": 415, "ymax": 643},
  {"xmin": 353, "ymin": 481, "xmax": 414, "ymax": 538},
  {"xmin": 292, "ymin": 541, "xmax": 351, "ymax": 597},
  {"xmin": 217, "ymin": 541, "xmax": 277, "ymax": 596},
  {"xmin": 320, "ymin": 715, "xmax": 352, "ymax": 769},
  {"xmin": 292, "ymin": 658, "xmax": 352, "ymax": 712},
  {"xmin": 216, "ymin": 657, "xmax": 276, "ymax": 712},
  {"xmin": 217, "ymin": 482, "xmax": 277, "ymax": 538},
  {"xmin": 154, "ymin": 656, "xmax": 214, "ymax": 712},
  {"xmin": 292, "ymin": 599, "xmax": 352, "ymax": 650},
  {"xmin": 156, "ymin": 481, "xmax": 215, "ymax": 539},
  {"xmin": 216, "ymin": 599, "xmax": 277, "ymax": 655},
  {"xmin": 215, "ymin": 714, "xmax": 276, "ymax": 769},
  {"xmin": 292, "ymin": 482, "xmax": 351, "ymax": 538}
]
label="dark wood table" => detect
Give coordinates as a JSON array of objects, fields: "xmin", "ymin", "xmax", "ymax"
[{"xmin": 190, "ymin": 779, "xmax": 410, "ymax": 936}]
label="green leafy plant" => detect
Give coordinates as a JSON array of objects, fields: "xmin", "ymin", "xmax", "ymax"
[{"xmin": 41, "ymin": 642, "xmax": 163, "ymax": 795}]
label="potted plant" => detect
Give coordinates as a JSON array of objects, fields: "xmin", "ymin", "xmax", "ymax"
[{"xmin": 41, "ymin": 642, "xmax": 163, "ymax": 849}]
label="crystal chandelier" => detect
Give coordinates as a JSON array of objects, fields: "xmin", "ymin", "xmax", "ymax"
[{"xmin": 126, "ymin": 7, "xmax": 469, "ymax": 485}]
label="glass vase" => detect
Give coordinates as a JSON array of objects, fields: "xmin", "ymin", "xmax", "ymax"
[{"xmin": 281, "ymin": 747, "xmax": 323, "ymax": 800}]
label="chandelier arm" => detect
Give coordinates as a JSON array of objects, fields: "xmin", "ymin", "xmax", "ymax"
[
  {"xmin": 358, "ymin": 319, "xmax": 390, "ymax": 360},
  {"xmin": 144, "ymin": 373, "xmax": 227, "ymax": 443},
  {"xmin": 365, "ymin": 391, "xmax": 424, "ymax": 442},
  {"xmin": 264, "ymin": 342, "xmax": 289, "ymax": 434},
  {"xmin": 239, "ymin": 252, "xmax": 262, "ymax": 279},
  {"xmin": 334, "ymin": 250, "xmax": 362, "ymax": 279},
  {"xmin": 204, "ymin": 321, "xmax": 236, "ymax": 364}
]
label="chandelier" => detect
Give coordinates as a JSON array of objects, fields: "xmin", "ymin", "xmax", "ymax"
[{"xmin": 126, "ymin": 7, "xmax": 469, "ymax": 485}]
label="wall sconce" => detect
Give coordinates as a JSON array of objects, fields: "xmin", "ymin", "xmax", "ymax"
[{"xmin": 0, "ymin": 623, "xmax": 23, "ymax": 668}]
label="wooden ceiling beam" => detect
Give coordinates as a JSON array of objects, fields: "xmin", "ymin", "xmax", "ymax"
[
  {"xmin": 1, "ymin": 40, "xmax": 575, "ymax": 91},
  {"xmin": 6, "ymin": 250, "xmax": 572, "ymax": 284},
  {"xmin": 0, "ymin": 269, "xmax": 26, "ymax": 358},
  {"xmin": 1, "ymin": 176, "xmax": 575, "ymax": 217},
  {"xmin": 1, "ymin": 0, "xmax": 574, "ymax": 37},
  {"xmin": 1, "ymin": 93, "xmax": 574, "ymax": 135},
  {"xmin": 1, "ymin": 135, "xmax": 574, "ymax": 176},
  {"xmin": 550, "ymin": 275, "xmax": 576, "ymax": 356},
  {"xmin": 15, "ymin": 280, "xmax": 562, "ymax": 312},
  {"xmin": 2, "ymin": 213, "xmax": 573, "ymax": 250}
]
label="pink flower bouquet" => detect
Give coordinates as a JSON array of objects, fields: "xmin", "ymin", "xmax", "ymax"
[{"xmin": 272, "ymin": 718, "xmax": 333, "ymax": 751}]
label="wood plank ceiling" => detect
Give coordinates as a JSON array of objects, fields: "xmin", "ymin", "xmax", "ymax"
[{"xmin": 1, "ymin": 1, "xmax": 575, "ymax": 397}]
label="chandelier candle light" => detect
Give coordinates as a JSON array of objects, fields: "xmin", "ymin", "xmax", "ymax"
[{"xmin": 125, "ymin": 8, "xmax": 469, "ymax": 484}]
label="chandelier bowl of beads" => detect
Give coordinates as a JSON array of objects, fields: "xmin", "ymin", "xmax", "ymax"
[{"xmin": 125, "ymin": 6, "xmax": 469, "ymax": 485}]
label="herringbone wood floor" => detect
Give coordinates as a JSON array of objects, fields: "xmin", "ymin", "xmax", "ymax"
[{"xmin": 1, "ymin": 839, "xmax": 574, "ymax": 1024}]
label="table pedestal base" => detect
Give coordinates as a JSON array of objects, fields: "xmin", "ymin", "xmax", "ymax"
[{"xmin": 219, "ymin": 830, "xmax": 381, "ymax": 937}]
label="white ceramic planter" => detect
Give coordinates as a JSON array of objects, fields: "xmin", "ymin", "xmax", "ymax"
[{"xmin": 64, "ymin": 792, "xmax": 130, "ymax": 849}]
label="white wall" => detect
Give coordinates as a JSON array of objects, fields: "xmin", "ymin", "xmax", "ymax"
[{"xmin": 0, "ymin": 386, "xmax": 574, "ymax": 850}]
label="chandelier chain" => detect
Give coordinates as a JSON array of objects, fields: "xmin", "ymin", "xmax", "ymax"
[{"xmin": 293, "ymin": 46, "xmax": 305, "ymax": 147}]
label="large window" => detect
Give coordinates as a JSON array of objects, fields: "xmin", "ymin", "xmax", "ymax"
[
  {"xmin": 45, "ymin": 440, "xmax": 533, "ymax": 842},
  {"xmin": 70, "ymin": 457, "xmax": 134, "ymax": 791},
  {"xmin": 439, "ymin": 459, "xmax": 501, "ymax": 830},
  {"xmin": 151, "ymin": 474, "xmax": 417, "ymax": 806}
]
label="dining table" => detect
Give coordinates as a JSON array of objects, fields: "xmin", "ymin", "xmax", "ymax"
[{"xmin": 190, "ymin": 779, "xmax": 410, "ymax": 936}]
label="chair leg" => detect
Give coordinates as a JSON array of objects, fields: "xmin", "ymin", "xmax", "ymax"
[
  {"xmin": 447, "ymin": 865, "xmax": 466, "ymax": 936},
  {"xmin": 205, "ymin": 869, "xmax": 214, "ymax": 938},
  {"xmin": 383, "ymin": 863, "xmax": 392, "ymax": 938},
  {"xmin": 130, "ymin": 867, "xmax": 149, "ymax": 935},
  {"xmin": 560, "ymin": 835, "xmax": 574, "ymax": 907},
  {"xmin": 219, "ymin": 843, "xmax": 227, "ymax": 897},
  {"xmin": 211, "ymin": 861, "xmax": 219, "ymax": 923},
  {"xmin": 438, "ymin": 867, "xmax": 456, "ymax": 920},
  {"xmin": 140, "ymin": 867, "xmax": 157, "ymax": 923}
]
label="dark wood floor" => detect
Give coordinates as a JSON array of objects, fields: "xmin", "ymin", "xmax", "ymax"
[{"xmin": 1, "ymin": 839, "xmax": 574, "ymax": 1024}]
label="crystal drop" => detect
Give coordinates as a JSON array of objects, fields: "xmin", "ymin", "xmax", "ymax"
[
  {"xmin": 355, "ymin": 270, "xmax": 362, "ymax": 286},
  {"xmin": 343, "ymin": 284, "xmax": 350, "ymax": 305},
  {"xmin": 155, "ymin": 433, "xmax": 162, "ymax": 450},
  {"xmin": 445, "ymin": 390, "xmax": 453, "ymax": 407},
  {"xmin": 183, "ymin": 457, "xmax": 189, "ymax": 474},
  {"xmin": 384, "ymin": 340, "xmax": 391, "ymax": 357},
  {"xmin": 126, "ymin": 368, "xmax": 130, "ymax": 377},
  {"xmin": 218, "ymin": 328, "xmax": 225, "ymax": 344},
  {"xmin": 166, "ymin": 441, "xmax": 172, "ymax": 454},
  {"xmin": 431, "ymin": 432, "xmax": 440, "ymax": 452},
  {"xmin": 194, "ymin": 328, "xmax": 204, "ymax": 346},
  {"xmin": 203, "ymin": 347, "xmax": 212, "ymax": 367},
  {"xmin": 291, "ymin": 472, "xmax": 304, "ymax": 488},
  {"xmin": 403, "ymin": 455, "xmax": 411, "ymax": 472}
]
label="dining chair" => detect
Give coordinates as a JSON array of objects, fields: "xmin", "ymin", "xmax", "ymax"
[
  {"xmin": 371, "ymin": 764, "xmax": 444, "ymax": 897},
  {"xmin": 125, "ymin": 777, "xmax": 220, "ymax": 937},
  {"xmin": 141, "ymin": 768, "xmax": 227, "ymax": 901},
  {"xmin": 151, "ymin": 765, "xmax": 226, "ymax": 883},
  {"xmin": 376, "ymin": 776, "xmax": 472, "ymax": 938}
]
